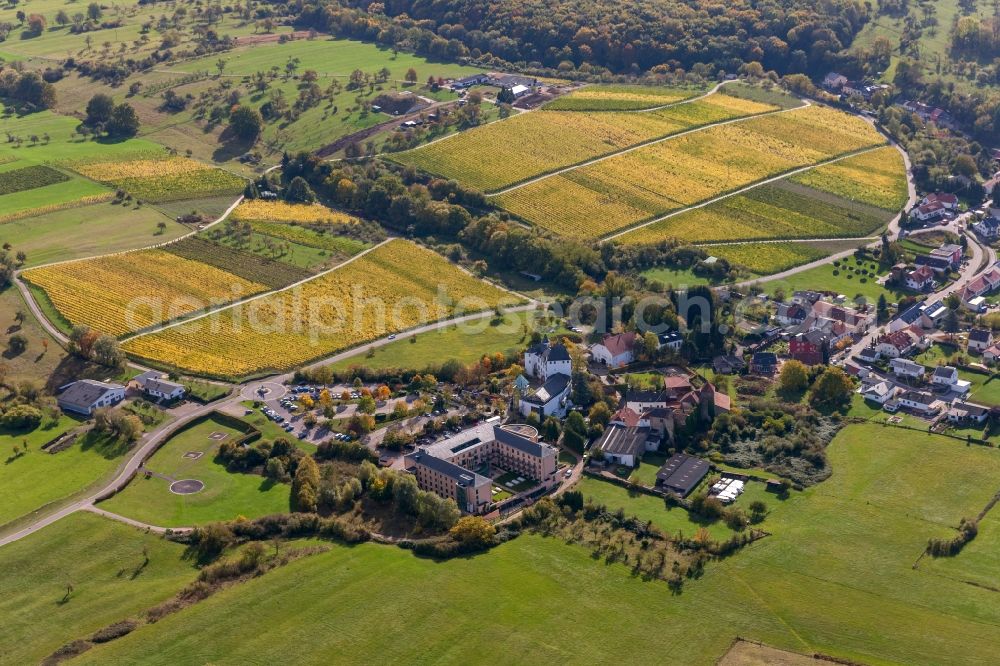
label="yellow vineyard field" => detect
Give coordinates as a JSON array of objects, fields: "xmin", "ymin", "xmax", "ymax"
[
  {"xmin": 231, "ymin": 200, "xmax": 357, "ymax": 225},
  {"xmin": 394, "ymin": 92, "xmax": 777, "ymax": 192},
  {"xmin": 500, "ymin": 105, "xmax": 887, "ymax": 239},
  {"xmin": 544, "ymin": 84, "xmax": 698, "ymax": 111},
  {"xmin": 122, "ymin": 240, "xmax": 524, "ymax": 378},
  {"xmin": 790, "ymin": 146, "xmax": 908, "ymax": 210},
  {"xmin": 700, "ymin": 242, "xmax": 826, "ymax": 275},
  {"xmin": 73, "ymin": 157, "xmax": 208, "ymax": 181},
  {"xmin": 24, "ymin": 250, "xmax": 269, "ymax": 337}
]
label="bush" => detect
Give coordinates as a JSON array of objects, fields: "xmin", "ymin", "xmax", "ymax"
[{"xmin": 1, "ymin": 404, "xmax": 43, "ymax": 430}]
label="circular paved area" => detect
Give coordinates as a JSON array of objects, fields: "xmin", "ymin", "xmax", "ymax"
[
  {"xmin": 169, "ymin": 479, "xmax": 205, "ymax": 495},
  {"xmin": 240, "ymin": 381, "xmax": 287, "ymax": 402}
]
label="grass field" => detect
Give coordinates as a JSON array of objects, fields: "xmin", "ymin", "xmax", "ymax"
[
  {"xmin": 499, "ymin": 106, "xmax": 887, "ymax": 239},
  {"xmin": 576, "ymin": 476, "xmax": 735, "ymax": 541},
  {"xmin": 0, "ymin": 511, "xmax": 197, "ymax": 665},
  {"xmin": 764, "ymin": 258, "xmax": 905, "ymax": 304},
  {"xmin": 0, "ymin": 422, "xmax": 130, "ymax": 531},
  {"xmin": 100, "ymin": 415, "xmax": 290, "ymax": 527},
  {"xmin": 3, "ymin": 423, "xmax": 998, "ymax": 665},
  {"xmin": 123, "ymin": 240, "xmax": 523, "ymax": 378},
  {"xmin": 0, "ymin": 284, "xmax": 68, "ymax": 386},
  {"xmin": 396, "ymin": 91, "xmax": 778, "ymax": 192},
  {"xmin": 0, "ymin": 201, "xmax": 184, "ymax": 267},
  {"xmin": 327, "ymin": 311, "xmax": 546, "ymax": 373}
]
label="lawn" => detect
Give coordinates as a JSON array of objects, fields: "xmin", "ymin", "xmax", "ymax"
[
  {"xmin": 0, "ymin": 201, "xmax": 184, "ymax": 267},
  {"xmin": 495, "ymin": 470, "xmax": 537, "ymax": 492},
  {"xmin": 627, "ymin": 452, "xmax": 667, "ymax": 486},
  {"xmin": 99, "ymin": 414, "xmax": 291, "ymax": 527},
  {"xmin": 577, "ymin": 476, "xmax": 734, "ymax": 540},
  {"xmin": 0, "ymin": 511, "xmax": 197, "ymax": 665},
  {"xmin": 322, "ymin": 311, "xmax": 544, "ymax": 374},
  {"xmin": 0, "ymin": 422, "xmax": 130, "ymax": 532},
  {"xmin": 14, "ymin": 422, "xmax": 1000, "ymax": 666},
  {"xmin": 765, "ymin": 258, "xmax": 903, "ymax": 305},
  {"xmin": 640, "ymin": 266, "xmax": 717, "ymax": 287},
  {"xmin": 0, "ymin": 284, "xmax": 67, "ymax": 386}
]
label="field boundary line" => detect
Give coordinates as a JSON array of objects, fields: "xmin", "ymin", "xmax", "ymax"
[
  {"xmin": 692, "ymin": 236, "xmax": 880, "ymax": 246},
  {"xmin": 119, "ymin": 237, "xmax": 396, "ymax": 342},
  {"xmin": 486, "ymin": 96, "xmax": 810, "ymax": 197},
  {"xmin": 601, "ymin": 144, "xmax": 885, "ymax": 243}
]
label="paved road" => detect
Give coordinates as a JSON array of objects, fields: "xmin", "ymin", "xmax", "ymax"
[
  {"xmin": 0, "ymin": 395, "xmax": 228, "ymax": 547},
  {"xmin": 842, "ymin": 229, "xmax": 988, "ymax": 361},
  {"xmin": 12, "ymin": 194, "xmax": 246, "ymax": 348},
  {"xmin": 732, "ymin": 137, "xmax": 916, "ymax": 288}
]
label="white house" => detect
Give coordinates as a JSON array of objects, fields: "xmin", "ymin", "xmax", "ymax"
[
  {"xmin": 591, "ymin": 332, "xmax": 639, "ymax": 368},
  {"xmin": 57, "ymin": 380, "xmax": 126, "ymax": 416},
  {"xmin": 968, "ymin": 329, "xmax": 993, "ymax": 353},
  {"xmin": 519, "ymin": 374, "xmax": 571, "ymax": 419},
  {"xmin": 134, "ymin": 370, "xmax": 185, "ymax": 401},
  {"xmin": 947, "ymin": 401, "xmax": 990, "ymax": 424},
  {"xmin": 523, "ymin": 342, "xmax": 571, "ymax": 381},
  {"xmin": 657, "ymin": 330, "xmax": 684, "ymax": 352},
  {"xmin": 890, "ymin": 357, "xmax": 925, "ymax": 378},
  {"xmin": 861, "ymin": 380, "xmax": 896, "ymax": 405},
  {"xmin": 931, "ymin": 366, "xmax": 971, "ymax": 394},
  {"xmin": 897, "ymin": 390, "xmax": 942, "ymax": 415},
  {"xmin": 984, "ymin": 343, "xmax": 1000, "ymax": 363}
]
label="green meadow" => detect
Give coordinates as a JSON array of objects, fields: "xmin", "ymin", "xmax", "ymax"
[
  {"xmin": 100, "ymin": 415, "xmax": 290, "ymax": 527},
  {"xmin": 57, "ymin": 423, "xmax": 1000, "ymax": 665}
]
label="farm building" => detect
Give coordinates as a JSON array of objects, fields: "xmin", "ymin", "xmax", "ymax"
[
  {"xmin": 591, "ymin": 332, "xmax": 639, "ymax": 368},
  {"xmin": 57, "ymin": 380, "xmax": 126, "ymax": 416},
  {"xmin": 592, "ymin": 423, "xmax": 650, "ymax": 467},
  {"xmin": 655, "ymin": 453, "xmax": 709, "ymax": 497}
]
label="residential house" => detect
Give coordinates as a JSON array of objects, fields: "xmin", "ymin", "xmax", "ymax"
[
  {"xmin": 750, "ymin": 352, "xmax": 778, "ymax": 375},
  {"xmin": 775, "ymin": 303, "xmax": 808, "ymax": 326},
  {"xmin": 922, "ymin": 192, "xmax": 959, "ymax": 210},
  {"xmin": 592, "ymin": 423, "xmax": 650, "ymax": 467},
  {"xmin": 657, "ymin": 330, "xmax": 684, "ymax": 352},
  {"xmin": 912, "ymin": 201, "xmax": 946, "ymax": 222},
  {"xmin": 961, "ymin": 263, "xmax": 1000, "ymax": 302},
  {"xmin": 624, "ymin": 389, "xmax": 669, "ymax": 413},
  {"xmin": 896, "ymin": 390, "xmax": 942, "ymax": 416},
  {"xmin": 519, "ymin": 374, "xmax": 571, "ymax": 418},
  {"xmin": 712, "ymin": 354, "xmax": 746, "ymax": 375},
  {"xmin": 861, "ymin": 380, "xmax": 896, "ymax": 405},
  {"xmin": 930, "ymin": 243, "xmax": 962, "ymax": 267},
  {"xmin": 789, "ymin": 330, "xmax": 828, "ymax": 365},
  {"xmin": 877, "ymin": 329, "xmax": 924, "ymax": 359},
  {"xmin": 931, "ymin": 366, "xmax": 971, "ymax": 395},
  {"xmin": 914, "ymin": 254, "xmax": 952, "ymax": 275},
  {"xmin": 969, "ymin": 329, "xmax": 993, "ymax": 353},
  {"xmin": 984, "ymin": 343, "xmax": 1000, "ymax": 364},
  {"xmin": 890, "ymin": 357, "xmax": 925, "ymax": 378},
  {"xmin": 133, "ymin": 370, "xmax": 185, "ymax": 401},
  {"xmin": 591, "ymin": 332, "xmax": 639, "ymax": 368},
  {"xmin": 791, "ymin": 290, "xmax": 822, "ymax": 306},
  {"xmin": 523, "ymin": 341, "xmax": 572, "ymax": 381},
  {"xmin": 905, "ymin": 265, "xmax": 935, "ymax": 291},
  {"xmin": 822, "ymin": 72, "xmax": 848, "ymax": 90},
  {"xmin": 947, "ymin": 401, "xmax": 990, "ymax": 425},
  {"xmin": 972, "ymin": 217, "xmax": 1000, "ymax": 240},
  {"xmin": 57, "ymin": 380, "xmax": 126, "ymax": 416},
  {"xmin": 857, "ymin": 346, "xmax": 881, "ymax": 363}
]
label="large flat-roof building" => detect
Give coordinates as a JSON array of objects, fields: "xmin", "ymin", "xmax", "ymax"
[
  {"xmin": 656, "ymin": 453, "xmax": 710, "ymax": 497},
  {"xmin": 406, "ymin": 423, "xmax": 558, "ymax": 513},
  {"xmin": 407, "ymin": 450, "xmax": 492, "ymax": 514}
]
